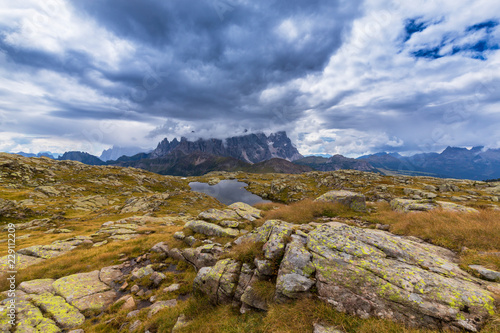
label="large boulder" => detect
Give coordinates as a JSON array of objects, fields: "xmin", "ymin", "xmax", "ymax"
[
  {"xmin": 193, "ymin": 259, "xmax": 242, "ymax": 304},
  {"xmin": 185, "ymin": 220, "xmax": 239, "ymax": 237},
  {"xmin": 315, "ymin": 190, "xmax": 367, "ymax": 212},
  {"xmin": 308, "ymin": 222, "xmax": 495, "ymax": 332}
]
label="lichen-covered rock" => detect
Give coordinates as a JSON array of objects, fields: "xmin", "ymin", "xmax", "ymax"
[
  {"xmin": 228, "ymin": 202, "xmax": 262, "ymax": 220},
  {"xmin": 275, "ymin": 235, "xmax": 315, "ymax": 301},
  {"xmin": 198, "ymin": 209, "xmax": 240, "ymax": 223},
  {"xmin": 53, "ymin": 270, "xmax": 110, "ymax": 303},
  {"xmin": 30, "ymin": 293, "xmax": 85, "ymax": 329},
  {"xmin": 185, "ymin": 220, "xmax": 239, "ymax": 237},
  {"xmin": 71, "ymin": 290, "xmax": 118, "ymax": 312},
  {"xmin": 0, "ymin": 253, "xmax": 44, "ymax": 273},
  {"xmin": 100, "ymin": 265, "xmax": 124, "ymax": 286},
  {"xmin": 131, "ymin": 265, "xmax": 155, "ymax": 280},
  {"xmin": 390, "ymin": 198, "xmax": 437, "ymax": 212},
  {"xmin": 147, "ymin": 299, "xmax": 177, "ymax": 318},
  {"xmin": 469, "ymin": 265, "xmax": 500, "ymax": 282},
  {"xmin": 193, "ymin": 259, "xmax": 242, "ymax": 304},
  {"xmin": 315, "ymin": 190, "xmax": 367, "ymax": 212},
  {"xmin": 307, "ymin": 222, "xmax": 495, "ymax": 332},
  {"xmin": 19, "ymin": 279, "xmax": 55, "ymax": 294},
  {"xmin": 437, "ymin": 201, "xmax": 479, "ymax": 213}
]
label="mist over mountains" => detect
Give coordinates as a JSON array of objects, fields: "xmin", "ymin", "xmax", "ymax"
[{"xmin": 12, "ymin": 133, "xmax": 500, "ymax": 180}]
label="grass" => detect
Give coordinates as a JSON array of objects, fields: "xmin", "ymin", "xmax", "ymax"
[
  {"xmin": 221, "ymin": 240, "xmax": 265, "ymax": 264},
  {"xmin": 257, "ymin": 199, "xmax": 365, "ymax": 224}
]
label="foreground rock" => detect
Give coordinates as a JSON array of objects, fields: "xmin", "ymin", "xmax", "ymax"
[
  {"xmin": 194, "ymin": 221, "xmax": 496, "ymax": 332},
  {"xmin": 315, "ymin": 190, "xmax": 367, "ymax": 212}
]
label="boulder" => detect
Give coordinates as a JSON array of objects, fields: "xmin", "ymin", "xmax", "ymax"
[
  {"xmin": 437, "ymin": 201, "xmax": 479, "ymax": 213},
  {"xmin": 71, "ymin": 290, "xmax": 117, "ymax": 312},
  {"xmin": 229, "ymin": 202, "xmax": 262, "ymax": 220},
  {"xmin": 185, "ymin": 220, "xmax": 239, "ymax": 237},
  {"xmin": 147, "ymin": 299, "xmax": 177, "ymax": 318},
  {"xmin": 193, "ymin": 259, "xmax": 242, "ymax": 304},
  {"xmin": 100, "ymin": 265, "xmax": 124, "ymax": 286},
  {"xmin": 315, "ymin": 190, "xmax": 367, "ymax": 212},
  {"xmin": 198, "ymin": 209, "xmax": 240, "ymax": 223},
  {"xmin": 390, "ymin": 198, "xmax": 437, "ymax": 212},
  {"xmin": 308, "ymin": 222, "xmax": 495, "ymax": 331}
]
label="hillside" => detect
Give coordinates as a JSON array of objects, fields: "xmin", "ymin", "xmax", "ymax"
[{"xmin": 0, "ymin": 154, "xmax": 499, "ymax": 333}]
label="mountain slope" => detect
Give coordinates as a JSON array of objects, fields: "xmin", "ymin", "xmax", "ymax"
[
  {"xmin": 58, "ymin": 151, "xmax": 104, "ymax": 166},
  {"xmin": 295, "ymin": 155, "xmax": 378, "ymax": 173}
]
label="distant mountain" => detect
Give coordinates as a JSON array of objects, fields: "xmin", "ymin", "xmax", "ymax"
[
  {"xmin": 249, "ymin": 158, "xmax": 313, "ymax": 174},
  {"xmin": 100, "ymin": 146, "xmax": 149, "ymax": 161},
  {"xmin": 58, "ymin": 151, "xmax": 104, "ymax": 166},
  {"xmin": 359, "ymin": 147, "xmax": 500, "ymax": 180},
  {"xmin": 150, "ymin": 131, "xmax": 303, "ymax": 163},
  {"xmin": 295, "ymin": 155, "xmax": 378, "ymax": 173}
]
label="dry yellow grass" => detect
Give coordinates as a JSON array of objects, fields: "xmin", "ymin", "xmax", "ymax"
[{"xmin": 258, "ymin": 199, "xmax": 363, "ymax": 224}]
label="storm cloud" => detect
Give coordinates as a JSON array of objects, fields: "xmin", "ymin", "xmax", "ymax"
[{"xmin": 0, "ymin": 0, "xmax": 499, "ymax": 157}]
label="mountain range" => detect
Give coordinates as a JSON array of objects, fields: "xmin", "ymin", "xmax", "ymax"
[{"xmin": 10, "ymin": 133, "xmax": 500, "ymax": 180}]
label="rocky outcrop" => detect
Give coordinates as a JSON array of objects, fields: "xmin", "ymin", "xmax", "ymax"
[
  {"xmin": 193, "ymin": 221, "xmax": 497, "ymax": 332},
  {"xmin": 184, "ymin": 220, "xmax": 239, "ymax": 238}
]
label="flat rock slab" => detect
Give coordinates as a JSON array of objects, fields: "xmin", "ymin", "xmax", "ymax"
[
  {"xmin": 30, "ymin": 293, "xmax": 85, "ymax": 329},
  {"xmin": 71, "ymin": 290, "xmax": 118, "ymax": 312},
  {"xmin": 390, "ymin": 198, "xmax": 437, "ymax": 212},
  {"xmin": 19, "ymin": 278, "xmax": 55, "ymax": 294},
  {"xmin": 469, "ymin": 265, "xmax": 500, "ymax": 282},
  {"xmin": 100, "ymin": 265, "xmax": 125, "ymax": 286},
  {"xmin": 53, "ymin": 270, "xmax": 110, "ymax": 303}
]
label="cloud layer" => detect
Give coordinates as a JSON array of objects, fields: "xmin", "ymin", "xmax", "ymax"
[{"xmin": 0, "ymin": 0, "xmax": 499, "ymax": 157}]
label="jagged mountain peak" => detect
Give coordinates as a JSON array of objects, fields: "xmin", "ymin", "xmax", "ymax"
[{"xmin": 150, "ymin": 132, "xmax": 303, "ymax": 163}]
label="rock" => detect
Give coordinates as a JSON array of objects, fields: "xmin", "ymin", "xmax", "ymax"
[
  {"xmin": 193, "ymin": 259, "xmax": 242, "ymax": 304},
  {"xmin": 254, "ymin": 259, "xmax": 274, "ymax": 276},
  {"xmin": 30, "ymin": 293, "xmax": 85, "ymax": 329},
  {"xmin": 0, "ymin": 253, "xmax": 44, "ymax": 273},
  {"xmin": 17, "ymin": 245, "xmax": 65, "ymax": 260},
  {"xmin": 131, "ymin": 285, "xmax": 140, "ymax": 294},
  {"xmin": 68, "ymin": 330, "xmax": 85, "ymax": 333},
  {"xmin": 315, "ymin": 190, "xmax": 367, "ymax": 212},
  {"xmin": 19, "ymin": 279, "xmax": 55, "ymax": 294},
  {"xmin": 198, "ymin": 208, "xmax": 240, "ymax": 223},
  {"xmin": 437, "ymin": 201, "xmax": 479, "ymax": 213},
  {"xmin": 127, "ymin": 310, "xmax": 140, "ymax": 318},
  {"xmin": 275, "ymin": 236, "xmax": 315, "ymax": 301},
  {"xmin": 469, "ymin": 265, "xmax": 500, "ymax": 282},
  {"xmin": 185, "ymin": 220, "xmax": 239, "ymax": 237},
  {"xmin": 390, "ymin": 198, "xmax": 437, "ymax": 212},
  {"xmin": 129, "ymin": 319, "xmax": 142, "ymax": 332},
  {"xmin": 219, "ymin": 220, "xmax": 240, "ymax": 228},
  {"xmin": 164, "ymin": 283, "xmax": 181, "ymax": 293},
  {"xmin": 114, "ymin": 295, "xmax": 136, "ymax": 311},
  {"xmin": 181, "ymin": 245, "xmax": 222, "ymax": 270},
  {"xmin": 71, "ymin": 290, "xmax": 117, "ymax": 312},
  {"xmin": 151, "ymin": 242, "xmax": 170, "ymax": 254},
  {"xmin": 131, "ymin": 265, "xmax": 155, "ymax": 280},
  {"xmin": 172, "ymin": 314, "xmax": 189, "ymax": 332},
  {"xmin": 313, "ymin": 323, "xmax": 344, "ymax": 333},
  {"xmin": 229, "ymin": 202, "xmax": 262, "ymax": 219},
  {"xmin": 150, "ymin": 272, "xmax": 166, "ymax": 286},
  {"xmin": 35, "ymin": 186, "xmax": 60, "ymax": 197},
  {"xmin": 147, "ymin": 299, "xmax": 177, "ymax": 318},
  {"xmin": 100, "ymin": 265, "xmax": 124, "ymax": 286},
  {"xmin": 53, "ymin": 270, "xmax": 110, "ymax": 303},
  {"xmin": 184, "ymin": 235, "xmax": 197, "ymax": 246},
  {"xmin": 308, "ymin": 222, "xmax": 495, "ymax": 331},
  {"xmin": 173, "ymin": 232, "xmax": 186, "ymax": 240},
  {"xmin": 240, "ymin": 276, "xmax": 269, "ymax": 311}
]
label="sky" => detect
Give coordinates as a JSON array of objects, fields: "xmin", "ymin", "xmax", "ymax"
[{"xmin": 0, "ymin": 0, "xmax": 499, "ymax": 158}]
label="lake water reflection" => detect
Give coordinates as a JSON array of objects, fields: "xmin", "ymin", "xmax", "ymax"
[{"xmin": 189, "ymin": 179, "xmax": 270, "ymax": 206}]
